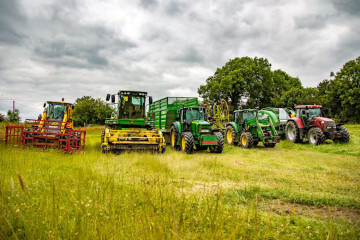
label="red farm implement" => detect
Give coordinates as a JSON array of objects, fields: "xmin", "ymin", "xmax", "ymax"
[{"xmin": 5, "ymin": 119, "xmax": 86, "ymax": 153}]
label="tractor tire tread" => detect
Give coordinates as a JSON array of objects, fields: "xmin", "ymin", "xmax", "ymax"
[{"xmin": 210, "ymin": 132, "xmax": 224, "ymax": 153}]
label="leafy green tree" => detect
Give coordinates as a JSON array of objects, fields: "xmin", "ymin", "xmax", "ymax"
[
  {"xmin": 319, "ymin": 56, "xmax": 360, "ymax": 122},
  {"xmin": 6, "ymin": 109, "xmax": 21, "ymax": 122},
  {"xmin": 198, "ymin": 57, "xmax": 273, "ymax": 109},
  {"xmin": 72, "ymin": 96, "xmax": 107, "ymax": 126},
  {"xmin": 198, "ymin": 57, "xmax": 303, "ymax": 109},
  {"xmin": 0, "ymin": 113, "xmax": 5, "ymax": 122}
]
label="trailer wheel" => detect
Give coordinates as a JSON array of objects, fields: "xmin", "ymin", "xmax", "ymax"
[
  {"xmin": 285, "ymin": 121, "xmax": 300, "ymax": 143},
  {"xmin": 170, "ymin": 125, "xmax": 180, "ymax": 150},
  {"xmin": 101, "ymin": 129, "xmax": 105, "ymax": 144},
  {"xmin": 334, "ymin": 126, "xmax": 350, "ymax": 143},
  {"xmin": 180, "ymin": 132, "xmax": 194, "ymax": 154},
  {"xmin": 308, "ymin": 127, "xmax": 325, "ymax": 146},
  {"xmin": 210, "ymin": 132, "xmax": 224, "ymax": 153},
  {"xmin": 102, "ymin": 145, "xmax": 108, "ymax": 154},
  {"xmin": 239, "ymin": 132, "xmax": 254, "ymax": 148},
  {"xmin": 225, "ymin": 125, "xmax": 238, "ymax": 146}
]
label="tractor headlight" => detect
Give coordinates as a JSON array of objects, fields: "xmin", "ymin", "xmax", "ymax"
[{"xmin": 201, "ymin": 129, "xmax": 211, "ymax": 133}]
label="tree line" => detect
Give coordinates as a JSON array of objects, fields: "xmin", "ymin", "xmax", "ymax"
[
  {"xmin": 198, "ymin": 56, "xmax": 360, "ymax": 123},
  {"xmin": 2, "ymin": 56, "xmax": 359, "ymax": 125}
]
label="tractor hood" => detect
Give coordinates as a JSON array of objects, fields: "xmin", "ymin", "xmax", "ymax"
[
  {"xmin": 312, "ymin": 117, "xmax": 334, "ymax": 123},
  {"xmin": 192, "ymin": 120, "xmax": 210, "ymax": 126}
]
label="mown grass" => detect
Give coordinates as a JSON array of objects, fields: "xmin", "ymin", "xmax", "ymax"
[{"xmin": 0, "ymin": 125, "xmax": 359, "ymax": 239}]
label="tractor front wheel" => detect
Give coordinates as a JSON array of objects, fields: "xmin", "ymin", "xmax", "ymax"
[
  {"xmin": 334, "ymin": 126, "xmax": 350, "ymax": 143},
  {"xmin": 180, "ymin": 132, "xmax": 194, "ymax": 154},
  {"xmin": 239, "ymin": 132, "xmax": 254, "ymax": 148},
  {"xmin": 308, "ymin": 127, "xmax": 325, "ymax": 146},
  {"xmin": 170, "ymin": 125, "xmax": 180, "ymax": 150},
  {"xmin": 210, "ymin": 132, "xmax": 224, "ymax": 153},
  {"xmin": 285, "ymin": 121, "xmax": 300, "ymax": 143},
  {"xmin": 225, "ymin": 125, "xmax": 238, "ymax": 146}
]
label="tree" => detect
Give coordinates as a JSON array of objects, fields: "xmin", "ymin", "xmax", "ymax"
[
  {"xmin": 198, "ymin": 57, "xmax": 302, "ymax": 109},
  {"xmin": 72, "ymin": 96, "xmax": 107, "ymax": 126},
  {"xmin": 7, "ymin": 109, "xmax": 21, "ymax": 122},
  {"xmin": 0, "ymin": 113, "xmax": 5, "ymax": 122},
  {"xmin": 271, "ymin": 70, "xmax": 303, "ymax": 107},
  {"xmin": 319, "ymin": 56, "xmax": 360, "ymax": 122}
]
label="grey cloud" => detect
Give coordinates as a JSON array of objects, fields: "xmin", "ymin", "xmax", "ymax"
[
  {"xmin": 0, "ymin": 0, "xmax": 27, "ymax": 44},
  {"xmin": 295, "ymin": 14, "xmax": 329, "ymax": 30},
  {"xmin": 331, "ymin": 0, "xmax": 360, "ymax": 15}
]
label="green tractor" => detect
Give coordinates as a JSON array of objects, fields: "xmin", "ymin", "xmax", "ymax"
[
  {"xmin": 225, "ymin": 108, "xmax": 280, "ymax": 148},
  {"xmin": 101, "ymin": 90, "xmax": 166, "ymax": 153},
  {"xmin": 261, "ymin": 107, "xmax": 295, "ymax": 139},
  {"xmin": 148, "ymin": 97, "xmax": 224, "ymax": 154}
]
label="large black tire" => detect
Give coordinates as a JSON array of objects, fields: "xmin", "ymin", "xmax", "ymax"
[
  {"xmin": 225, "ymin": 125, "xmax": 238, "ymax": 146},
  {"xmin": 308, "ymin": 127, "xmax": 325, "ymax": 146},
  {"xmin": 101, "ymin": 129, "xmax": 105, "ymax": 144},
  {"xmin": 239, "ymin": 132, "xmax": 254, "ymax": 148},
  {"xmin": 170, "ymin": 125, "xmax": 180, "ymax": 150},
  {"xmin": 180, "ymin": 132, "xmax": 194, "ymax": 154},
  {"xmin": 334, "ymin": 126, "xmax": 350, "ymax": 143},
  {"xmin": 285, "ymin": 121, "xmax": 300, "ymax": 143},
  {"xmin": 264, "ymin": 142, "xmax": 276, "ymax": 148},
  {"xmin": 210, "ymin": 132, "xmax": 224, "ymax": 153}
]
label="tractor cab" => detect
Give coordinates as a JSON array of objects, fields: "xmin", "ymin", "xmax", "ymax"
[
  {"xmin": 234, "ymin": 109, "xmax": 257, "ymax": 130},
  {"xmin": 178, "ymin": 107, "xmax": 211, "ymax": 132},
  {"xmin": 45, "ymin": 101, "xmax": 73, "ymax": 121},
  {"xmin": 294, "ymin": 105, "xmax": 328, "ymax": 129}
]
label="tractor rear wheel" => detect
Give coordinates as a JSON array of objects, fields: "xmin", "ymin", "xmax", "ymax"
[
  {"xmin": 210, "ymin": 132, "xmax": 224, "ymax": 153},
  {"xmin": 170, "ymin": 125, "xmax": 180, "ymax": 150},
  {"xmin": 285, "ymin": 121, "xmax": 300, "ymax": 143},
  {"xmin": 226, "ymin": 125, "xmax": 238, "ymax": 146},
  {"xmin": 180, "ymin": 132, "xmax": 194, "ymax": 154},
  {"xmin": 239, "ymin": 132, "xmax": 254, "ymax": 148},
  {"xmin": 308, "ymin": 127, "xmax": 325, "ymax": 145},
  {"xmin": 334, "ymin": 126, "xmax": 350, "ymax": 143},
  {"xmin": 264, "ymin": 142, "xmax": 276, "ymax": 148}
]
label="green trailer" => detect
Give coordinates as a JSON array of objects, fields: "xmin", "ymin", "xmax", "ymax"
[{"xmin": 148, "ymin": 97, "xmax": 224, "ymax": 154}]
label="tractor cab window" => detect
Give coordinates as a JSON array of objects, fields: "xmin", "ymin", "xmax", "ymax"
[
  {"xmin": 119, "ymin": 95, "xmax": 145, "ymax": 119},
  {"xmin": 185, "ymin": 109, "xmax": 205, "ymax": 124},
  {"xmin": 48, "ymin": 103, "xmax": 66, "ymax": 120},
  {"xmin": 309, "ymin": 108, "xmax": 322, "ymax": 118},
  {"xmin": 241, "ymin": 111, "xmax": 256, "ymax": 122}
]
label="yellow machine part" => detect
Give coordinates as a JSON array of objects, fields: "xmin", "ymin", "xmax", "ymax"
[
  {"xmin": 38, "ymin": 102, "xmax": 74, "ymax": 133},
  {"xmin": 102, "ymin": 128, "xmax": 166, "ymax": 153}
]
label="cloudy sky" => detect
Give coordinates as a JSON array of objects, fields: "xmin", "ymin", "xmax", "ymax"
[{"xmin": 0, "ymin": 0, "xmax": 359, "ymax": 120}]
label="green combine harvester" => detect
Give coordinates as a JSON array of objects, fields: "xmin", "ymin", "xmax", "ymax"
[
  {"xmin": 225, "ymin": 108, "xmax": 280, "ymax": 148},
  {"xmin": 148, "ymin": 97, "xmax": 224, "ymax": 154},
  {"xmin": 101, "ymin": 90, "xmax": 166, "ymax": 154},
  {"xmin": 260, "ymin": 107, "xmax": 295, "ymax": 139}
]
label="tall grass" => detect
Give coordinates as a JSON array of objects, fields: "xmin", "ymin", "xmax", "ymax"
[{"xmin": 0, "ymin": 125, "xmax": 359, "ymax": 239}]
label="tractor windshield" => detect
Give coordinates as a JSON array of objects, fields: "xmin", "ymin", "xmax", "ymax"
[
  {"xmin": 48, "ymin": 103, "xmax": 66, "ymax": 120},
  {"xmin": 309, "ymin": 108, "xmax": 322, "ymax": 118},
  {"xmin": 242, "ymin": 111, "xmax": 256, "ymax": 122},
  {"xmin": 185, "ymin": 109, "xmax": 205, "ymax": 124},
  {"xmin": 119, "ymin": 95, "xmax": 145, "ymax": 119},
  {"xmin": 279, "ymin": 108, "xmax": 290, "ymax": 120}
]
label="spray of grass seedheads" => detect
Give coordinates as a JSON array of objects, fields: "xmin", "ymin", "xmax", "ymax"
[{"xmin": 0, "ymin": 125, "xmax": 359, "ymax": 239}]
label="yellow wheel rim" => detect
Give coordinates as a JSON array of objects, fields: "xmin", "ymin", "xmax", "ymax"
[
  {"xmin": 181, "ymin": 136, "xmax": 186, "ymax": 150},
  {"xmin": 242, "ymin": 135, "xmax": 247, "ymax": 145},
  {"xmin": 227, "ymin": 129, "xmax": 233, "ymax": 143},
  {"xmin": 171, "ymin": 131, "xmax": 175, "ymax": 146}
]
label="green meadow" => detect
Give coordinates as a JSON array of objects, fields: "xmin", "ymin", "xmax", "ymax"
[{"xmin": 0, "ymin": 124, "xmax": 359, "ymax": 239}]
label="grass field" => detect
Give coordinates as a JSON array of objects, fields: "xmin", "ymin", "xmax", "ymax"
[{"xmin": 0, "ymin": 124, "xmax": 359, "ymax": 239}]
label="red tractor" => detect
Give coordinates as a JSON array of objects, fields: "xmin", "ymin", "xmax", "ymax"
[{"xmin": 285, "ymin": 105, "xmax": 350, "ymax": 145}]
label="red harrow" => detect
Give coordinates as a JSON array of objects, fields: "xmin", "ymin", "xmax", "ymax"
[{"xmin": 5, "ymin": 119, "xmax": 86, "ymax": 153}]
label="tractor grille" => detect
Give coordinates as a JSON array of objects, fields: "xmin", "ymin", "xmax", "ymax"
[{"xmin": 324, "ymin": 121, "xmax": 336, "ymax": 132}]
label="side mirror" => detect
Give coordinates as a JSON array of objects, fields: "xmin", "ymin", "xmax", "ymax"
[
  {"xmin": 72, "ymin": 105, "xmax": 75, "ymax": 110},
  {"xmin": 111, "ymin": 95, "xmax": 116, "ymax": 103},
  {"xmin": 106, "ymin": 94, "xmax": 111, "ymax": 101},
  {"xmin": 149, "ymin": 96, "xmax": 153, "ymax": 105},
  {"xmin": 43, "ymin": 103, "xmax": 46, "ymax": 108},
  {"xmin": 176, "ymin": 109, "xmax": 180, "ymax": 114}
]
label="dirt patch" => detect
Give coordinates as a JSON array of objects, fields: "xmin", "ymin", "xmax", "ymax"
[{"xmin": 264, "ymin": 199, "xmax": 360, "ymax": 223}]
